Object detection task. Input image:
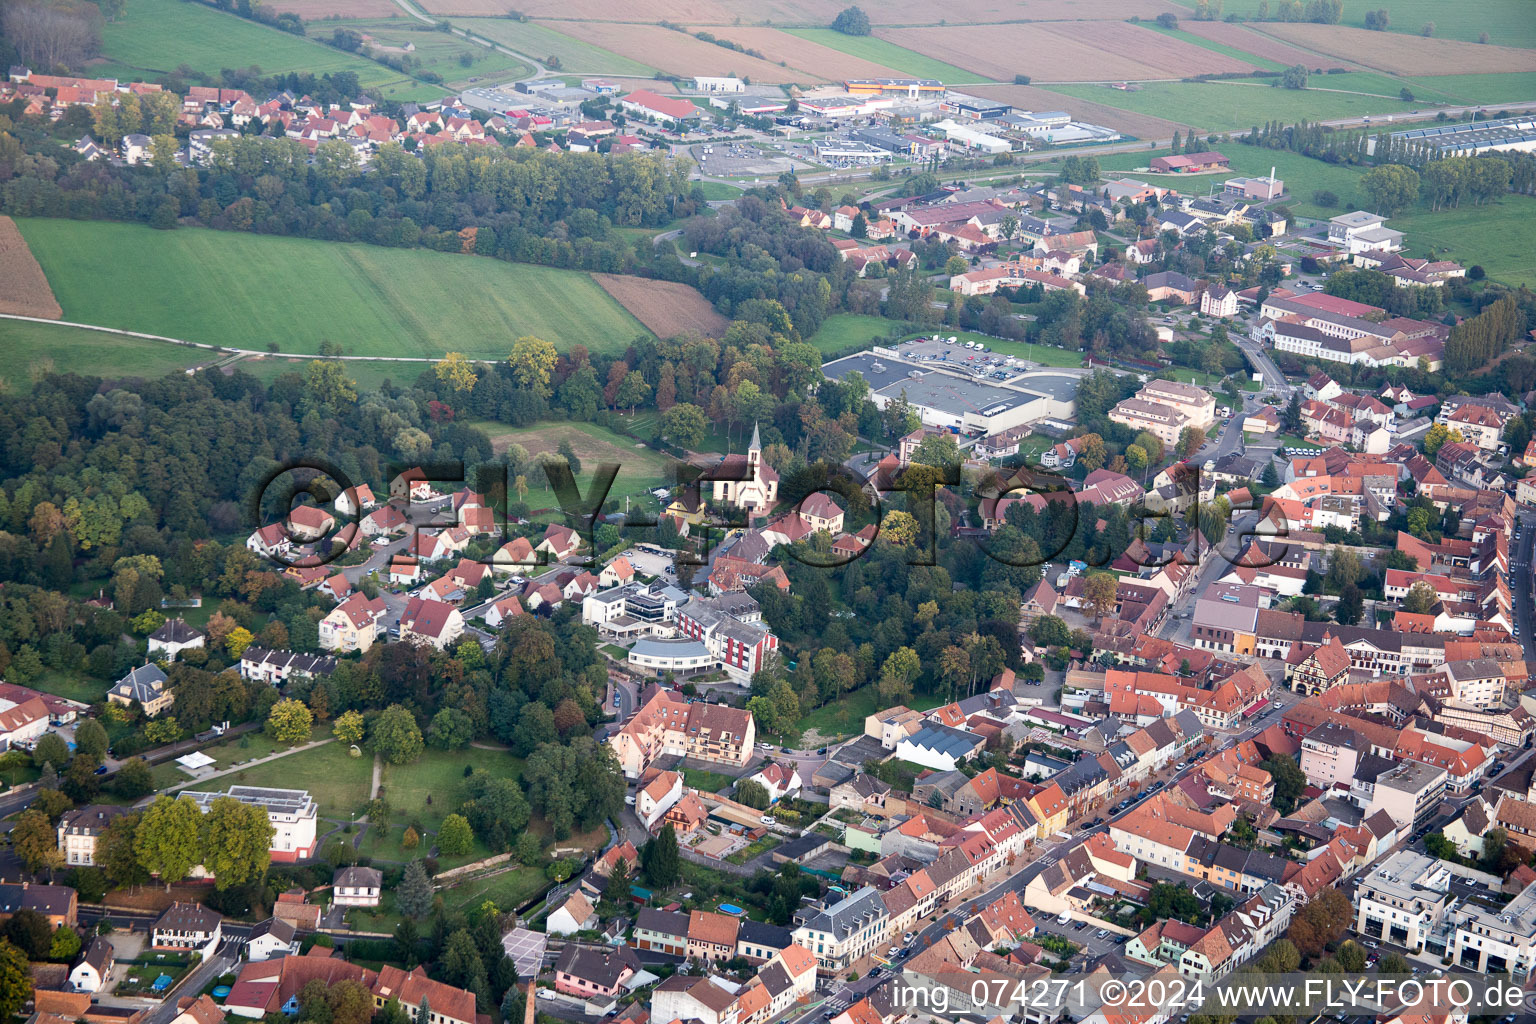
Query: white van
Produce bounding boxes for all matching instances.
[1057,910,1072,925]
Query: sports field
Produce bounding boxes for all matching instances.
[467,419,681,503]
[781,29,996,83]
[456,18,657,75]
[17,219,648,358]
[0,320,212,392]
[1048,79,1422,133]
[100,0,447,101]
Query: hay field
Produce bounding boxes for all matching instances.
[879,22,1256,82]
[685,26,905,80]
[1260,24,1536,76]
[967,82,1191,137]
[592,275,729,339]
[536,21,824,83]
[0,217,61,319]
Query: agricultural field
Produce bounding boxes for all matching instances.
[17,219,648,358]
[1177,20,1346,68]
[0,321,213,393]
[533,22,822,84]
[262,0,399,15]
[968,83,1189,138]
[420,0,1184,24]
[98,0,446,101]
[456,18,657,75]
[685,26,906,81]
[1141,24,1285,71]
[1390,195,1536,287]
[878,21,1255,83]
[1402,72,1536,105]
[1173,0,1536,49]
[326,19,534,85]
[0,217,61,320]
[780,29,991,83]
[1048,79,1422,133]
[591,274,729,339]
[1259,24,1536,76]
[467,419,682,503]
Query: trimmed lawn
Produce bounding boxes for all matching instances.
[380,748,524,835]
[458,19,657,76]
[32,669,109,705]
[219,741,373,818]
[1093,147,1369,220]
[0,321,213,393]
[440,866,548,915]
[1389,195,1536,287]
[229,355,429,394]
[101,0,447,101]
[1050,80,1421,134]
[202,728,331,771]
[17,219,648,358]
[694,182,746,200]
[626,409,734,455]
[809,313,915,355]
[681,769,734,794]
[782,29,994,83]
[778,688,945,745]
[465,418,681,505]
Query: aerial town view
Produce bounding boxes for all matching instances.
[1,1,1536,1024]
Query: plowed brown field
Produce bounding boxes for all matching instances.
[0,216,61,320]
[1260,24,1536,76]
[536,21,823,83]
[1181,21,1355,70]
[880,21,1257,82]
[592,274,729,339]
[686,26,905,80]
[420,0,1179,24]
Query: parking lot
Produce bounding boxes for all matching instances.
[691,142,806,179]
[620,544,675,580]
[885,336,1033,382]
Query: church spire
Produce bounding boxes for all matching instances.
[749,421,761,453]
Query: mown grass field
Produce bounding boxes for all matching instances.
[1390,195,1536,286]
[228,354,430,393]
[1405,72,1536,104]
[100,0,447,101]
[331,19,533,86]
[380,748,523,835]
[809,313,914,355]
[1050,79,1422,133]
[18,219,648,358]
[782,28,994,83]
[1171,0,1536,49]
[219,741,373,818]
[0,320,211,392]
[457,18,657,76]
[466,419,681,503]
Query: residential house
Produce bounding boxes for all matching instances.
[148,619,205,662]
[546,892,599,936]
[245,918,298,962]
[397,597,463,651]
[68,936,114,993]
[318,593,387,653]
[332,866,382,907]
[109,664,173,717]
[552,943,640,1000]
[152,903,223,956]
[57,805,130,867]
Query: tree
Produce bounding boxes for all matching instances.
[397,859,434,919]
[11,811,58,875]
[0,939,30,1020]
[1082,572,1119,622]
[641,824,680,888]
[50,925,81,961]
[1282,391,1303,434]
[507,336,558,400]
[830,5,871,34]
[334,709,365,745]
[1363,7,1389,29]
[1178,425,1206,459]
[372,704,424,765]
[1361,164,1420,216]
[1287,889,1352,957]
[1261,755,1307,813]
[428,708,474,750]
[265,698,314,744]
[201,796,275,890]
[437,814,474,856]
[735,779,770,810]
[660,403,708,449]
[1336,583,1363,625]
[1281,64,1309,89]
[1327,546,1365,591]
[1423,422,1453,457]
[114,758,155,799]
[434,352,479,393]
[1401,580,1437,615]
[32,733,68,772]
[878,647,921,705]
[1336,939,1366,972]
[135,795,205,887]
[73,720,108,765]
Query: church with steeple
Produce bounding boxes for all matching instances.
[708,422,779,514]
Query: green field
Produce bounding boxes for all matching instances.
[1390,194,1536,286]
[694,182,746,200]
[440,866,548,915]
[1051,79,1422,134]
[228,354,429,393]
[1093,146,1369,220]
[219,741,373,818]
[783,28,994,83]
[1405,72,1536,104]
[465,419,682,502]
[458,19,657,76]
[18,219,648,358]
[379,748,523,835]
[1140,23,1284,71]
[331,20,532,87]
[772,688,944,746]
[625,408,733,455]
[1170,0,1536,48]
[809,313,914,354]
[0,320,212,392]
[99,0,447,101]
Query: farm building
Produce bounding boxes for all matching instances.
[1151,151,1229,173]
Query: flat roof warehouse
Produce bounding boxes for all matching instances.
[823,352,1077,434]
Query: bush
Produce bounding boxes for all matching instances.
[1155,12,1178,28]
[1013,74,1031,85]
[1311,189,1338,207]
[1469,265,1486,280]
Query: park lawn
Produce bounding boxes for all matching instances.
[458,19,657,76]
[1050,80,1421,134]
[100,0,445,101]
[782,28,994,83]
[809,313,914,355]
[329,20,532,87]
[380,748,524,835]
[440,866,549,915]
[220,741,373,818]
[626,409,733,455]
[1405,72,1536,105]
[1139,23,1284,71]
[681,768,734,794]
[955,335,1086,368]
[0,320,215,393]
[694,182,746,200]
[1170,0,1536,48]
[464,418,681,505]
[229,355,429,394]
[18,219,648,358]
[31,669,109,705]
[1389,195,1536,286]
[202,727,333,771]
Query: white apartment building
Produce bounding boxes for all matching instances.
[792,886,889,976]
[186,786,318,862]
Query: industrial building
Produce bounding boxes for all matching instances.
[821,351,1076,435]
[1385,115,1536,158]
